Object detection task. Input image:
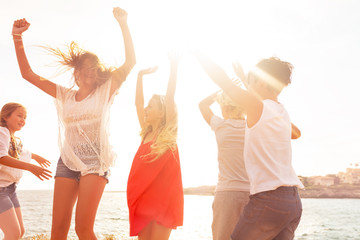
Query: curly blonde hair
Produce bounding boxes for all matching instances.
[216,92,245,120]
[140,95,178,162]
[43,41,113,88]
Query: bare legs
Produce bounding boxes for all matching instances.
[51,175,106,240]
[51,177,78,240]
[138,221,172,240]
[75,175,106,240]
[0,207,24,240]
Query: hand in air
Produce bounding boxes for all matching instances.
[168,50,182,65]
[12,18,30,35]
[232,62,248,88]
[139,66,158,76]
[113,7,128,24]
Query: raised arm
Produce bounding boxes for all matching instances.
[232,62,248,89]
[135,67,158,129]
[198,91,219,126]
[195,52,251,108]
[194,52,262,125]
[110,7,136,94]
[0,155,52,181]
[12,19,57,98]
[165,52,181,125]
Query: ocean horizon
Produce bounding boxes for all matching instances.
[3,190,360,239]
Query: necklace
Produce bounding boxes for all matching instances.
[9,135,22,160]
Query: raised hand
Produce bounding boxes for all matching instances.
[113,7,128,25]
[29,165,52,181]
[168,50,182,65]
[232,62,248,88]
[138,66,158,76]
[12,18,30,35]
[202,90,221,106]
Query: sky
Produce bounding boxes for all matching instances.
[1,0,360,190]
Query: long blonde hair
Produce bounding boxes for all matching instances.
[0,103,25,159]
[43,41,113,88]
[140,95,178,161]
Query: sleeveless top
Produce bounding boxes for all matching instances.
[0,127,32,187]
[127,140,184,236]
[54,79,117,175]
[244,100,304,195]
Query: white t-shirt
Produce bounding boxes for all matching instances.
[211,115,250,192]
[55,79,117,175]
[244,100,304,195]
[0,127,32,187]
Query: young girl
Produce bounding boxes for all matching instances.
[127,53,184,240]
[0,102,52,240]
[12,7,136,239]
[199,91,250,240]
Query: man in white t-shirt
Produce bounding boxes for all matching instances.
[196,54,303,240]
[199,91,250,240]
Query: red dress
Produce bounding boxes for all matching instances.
[127,140,184,236]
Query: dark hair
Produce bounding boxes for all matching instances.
[252,57,293,93]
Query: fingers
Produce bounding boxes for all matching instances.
[40,160,51,168]
[37,168,52,181]
[139,66,158,75]
[146,66,158,73]
[13,18,29,28]
[168,50,182,60]
[113,7,128,19]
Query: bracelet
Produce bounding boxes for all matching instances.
[13,38,23,43]
[12,33,22,37]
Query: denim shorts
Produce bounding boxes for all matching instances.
[231,186,302,240]
[55,158,109,183]
[0,183,20,214]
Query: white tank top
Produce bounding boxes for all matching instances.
[244,100,304,195]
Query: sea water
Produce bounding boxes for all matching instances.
[2,191,360,239]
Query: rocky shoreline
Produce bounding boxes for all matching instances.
[183,185,360,198]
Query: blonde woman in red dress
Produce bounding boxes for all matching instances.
[127,53,184,240]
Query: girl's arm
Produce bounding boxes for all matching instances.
[12,19,57,98]
[31,153,51,168]
[0,155,52,180]
[198,92,219,126]
[135,67,158,129]
[110,7,136,95]
[165,52,181,125]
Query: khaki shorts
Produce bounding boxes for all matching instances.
[212,191,250,240]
